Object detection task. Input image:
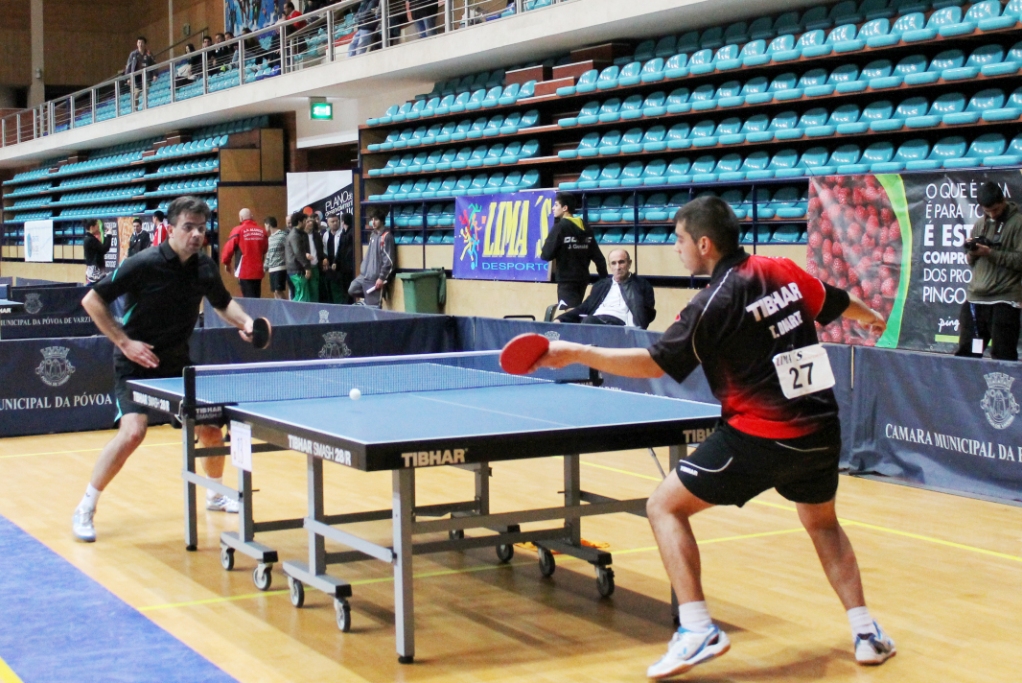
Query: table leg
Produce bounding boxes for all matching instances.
[393,468,415,664]
[563,454,581,546]
[308,454,325,575]
[183,418,198,551]
[239,467,254,543]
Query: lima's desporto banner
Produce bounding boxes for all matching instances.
[453,190,557,281]
[807,171,1022,353]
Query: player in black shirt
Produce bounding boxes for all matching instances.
[540,192,608,308]
[528,197,895,678]
[73,196,257,543]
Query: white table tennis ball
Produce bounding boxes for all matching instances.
[349,388,361,401]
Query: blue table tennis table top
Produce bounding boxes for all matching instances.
[0,298,23,314]
[130,366,720,471]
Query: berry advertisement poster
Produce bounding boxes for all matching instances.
[807,172,1022,353]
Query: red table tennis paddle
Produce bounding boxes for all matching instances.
[251,317,272,350]
[500,333,549,375]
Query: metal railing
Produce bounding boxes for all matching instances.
[1,0,574,150]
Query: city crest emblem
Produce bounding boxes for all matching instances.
[980,372,1019,430]
[23,293,43,315]
[542,331,560,341]
[319,331,352,359]
[319,310,330,324]
[36,346,75,387]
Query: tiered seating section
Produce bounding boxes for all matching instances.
[2,116,269,259]
[360,0,1022,252]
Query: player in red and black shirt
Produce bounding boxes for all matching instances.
[529,197,895,679]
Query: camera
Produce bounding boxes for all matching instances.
[965,235,991,253]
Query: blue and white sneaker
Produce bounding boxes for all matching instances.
[647,625,730,679]
[854,621,896,665]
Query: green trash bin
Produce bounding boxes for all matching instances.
[398,269,444,314]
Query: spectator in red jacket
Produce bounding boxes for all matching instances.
[151,210,171,247]
[221,208,269,298]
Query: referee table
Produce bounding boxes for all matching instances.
[128,351,720,663]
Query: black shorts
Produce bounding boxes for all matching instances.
[677,421,841,507]
[113,352,188,424]
[269,270,288,292]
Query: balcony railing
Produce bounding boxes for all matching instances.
[1,0,573,149]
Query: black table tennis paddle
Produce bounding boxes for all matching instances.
[251,317,272,350]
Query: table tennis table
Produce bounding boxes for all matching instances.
[128,351,720,663]
[0,299,25,340]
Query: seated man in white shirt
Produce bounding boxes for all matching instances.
[556,249,656,329]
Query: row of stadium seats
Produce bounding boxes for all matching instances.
[367,82,538,126]
[369,170,541,201]
[3,168,54,185]
[57,152,144,175]
[193,116,269,139]
[369,141,541,176]
[580,188,808,222]
[368,111,540,151]
[5,182,52,197]
[58,202,147,218]
[50,187,141,206]
[155,136,229,157]
[145,177,219,197]
[59,169,146,189]
[149,158,220,177]
[155,197,218,212]
[557,132,1021,189]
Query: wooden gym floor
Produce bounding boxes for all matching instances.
[0,425,1018,682]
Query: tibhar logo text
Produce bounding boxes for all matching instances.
[402,449,467,468]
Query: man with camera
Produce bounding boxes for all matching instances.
[956,182,1022,361]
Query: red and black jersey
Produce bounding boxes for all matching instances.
[650,248,849,439]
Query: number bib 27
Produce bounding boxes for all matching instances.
[772,344,836,400]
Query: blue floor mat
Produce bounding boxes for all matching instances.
[0,515,236,683]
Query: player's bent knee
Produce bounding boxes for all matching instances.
[119,414,148,446]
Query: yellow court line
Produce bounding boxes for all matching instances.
[0,656,24,683]
[139,561,530,612]
[0,442,180,459]
[584,462,1022,564]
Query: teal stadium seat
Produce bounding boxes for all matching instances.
[688,49,715,75]
[689,119,718,147]
[945,89,1005,124]
[982,134,1022,166]
[666,88,691,114]
[945,44,1003,81]
[619,161,646,187]
[716,117,745,145]
[982,86,1022,121]
[766,35,799,63]
[943,133,1005,168]
[906,136,967,170]
[904,6,960,41]
[871,139,930,172]
[618,128,645,154]
[641,58,665,83]
[620,95,644,120]
[740,40,768,67]
[595,66,621,90]
[642,91,667,117]
[465,118,488,140]
[742,77,772,105]
[743,114,773,143]
[664,53,689,79]
[872,97,928,131]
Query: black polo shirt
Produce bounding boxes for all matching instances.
[92,241,232,360]
[649,248,849,440]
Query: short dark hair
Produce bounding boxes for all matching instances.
[674,196,740,256]
[167,196,211,227]
[153,210,165,221]
[341,212,354,228]
[290,211,305,228]
[224,31,234,38]
[264,216,278,228]
[202,35,212,44]
[554,192,577,214]
[367,206,389,222]
[84,218,98,229]
[215,32,225,40]
[137,36,147,43]
[978,181,1005,208]
[185,42,195,51]
[132,218,142,225]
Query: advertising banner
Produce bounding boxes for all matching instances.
[24,220,54,262]
[848,346,1022,502]
[0,286,97,339]
[453,190,557,281]
[287,171,354,220]
[0,336,117,437]
[808,171,1022,352]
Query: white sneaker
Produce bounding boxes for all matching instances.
[72,507,96,543]
[206,493,239,513]
[855,621,896,665]
[647,625,730,679]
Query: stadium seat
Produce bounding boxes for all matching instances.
[794,147,831,177]
[906,92,964,127]
[862,59,896,88]
[742,114,773,142]
[642,193,670,220]
[654,35,678,58]
[559,101,599,127]
[482,116,505,137]
[689,119,718,147]
[771,186,808,218]
[642,91,668,117]
[689,84,717,110]
[841,141,893,173]
[596,164,623,188]
[640,58,666,83]
[748,15,775,40]
[619,161,646,187]
[739,40,769,67]
[663,53,690,79]
[500,112,523,135]
[519,110,540,128]
[943,133,1005,168]
[640,125,669,152]
[872,97,928,131]
[450,147,473,170]
[906,135,967,170]
[619,95,644,120]
[595,65,622,90]
[714,44,743,71]
[497,83,522,106]
[736,151,771,179]
[982,134,1022,166]
[407,151,429,173]
[558,69,597,96]
[798,30,832,59]
[770,72,802,100]
[773,10,804,35]
[597,98,623,123]
[904,5,959,41]
[517,139,540,161]
[642,160,668,186]
[945,89,1005,124]
[982,86,1022,121]
[617,61,643,87]
[715,81,745,108]
[597,130,625,155]
[666,122,690,149]
[803,5,834,31]
[617,128,645,155]
[944,44,1003,80]
[767,110,800,139]
[846,98,895,132]
[435,149,459,172]
[559,165,599,190]
[981,41,1022,76]
[559,132,599,159]
[632,40,657,63]
[766,34,800,63]
[482,144,505,167]
[871,138,930,172]
[828,23,864,52]
[435,122,457,144]
[809,104,858,137]
[665,88,691,113]
[450,120,473,142]
[688,49,715,75]
[690,155,720,183]
[599,195,626,222]
[466,145,489,168]
[741,76,772,104]
[700,26,725,49]
[665,157,694,184]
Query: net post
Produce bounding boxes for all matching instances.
[183,365,196,419]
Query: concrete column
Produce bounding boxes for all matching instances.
[28,0,44,107]
[168,0,175,58]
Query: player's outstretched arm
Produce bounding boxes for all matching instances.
[213,299,255,342]
[531,341,665,379]
[82,289,159,368]
[842,294,886,335]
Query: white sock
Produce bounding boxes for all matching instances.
[78,484,102,512]
[206,477,222,498]
[848,606,877,638]
[677,601,713,633]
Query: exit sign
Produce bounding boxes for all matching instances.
[310,101,333,120]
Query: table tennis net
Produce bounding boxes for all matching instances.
[191,354,589,405]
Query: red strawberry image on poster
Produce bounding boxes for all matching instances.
[806,175,903,346]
